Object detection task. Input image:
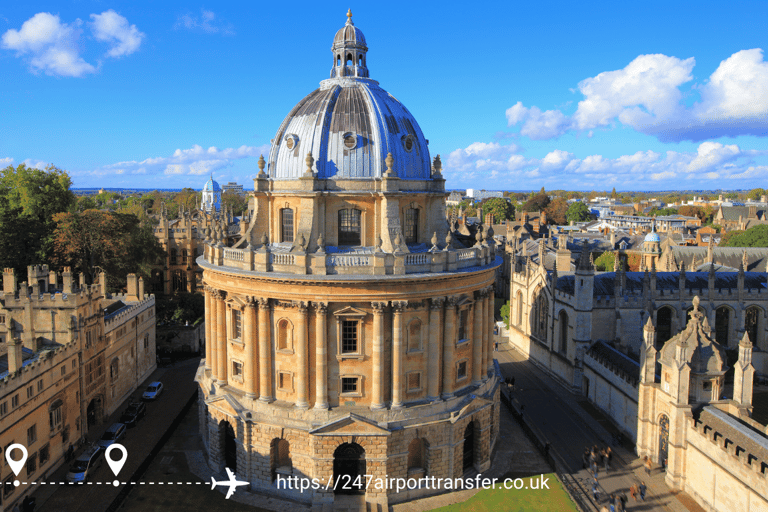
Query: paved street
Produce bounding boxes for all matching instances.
[496,343,705,512]
[35,358,200,512]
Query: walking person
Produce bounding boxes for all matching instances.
[639,481,647,501]
[592,477,600,501]
[605,446,612,471]
[582,447,590,469]
[645,456,653,476]
[629,484,637,501]
[494,340,499,351]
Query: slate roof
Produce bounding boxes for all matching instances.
[586,341,640,384]
[556,271,767,296]
[719,206,768,221]
[668,246,768,272]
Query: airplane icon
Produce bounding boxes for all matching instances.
[210,467,249,499]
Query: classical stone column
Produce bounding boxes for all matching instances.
[216,292,227,385]
[427,298,445,400]
[295,301,309,409]
[485,287,495,377]
[472,291,484,385]
[391,301,408,408]
[244,299,257,399]
[257,298,274,402]
[371,302,387,410]
[314,302,329,410]
[204,286,212,371]
[442,296,459,399]
[209,290,219,380]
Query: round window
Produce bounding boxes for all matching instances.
[405,137,413,151]
[286,138,294,149]
[284,134,298,150]
[343,132,357,149]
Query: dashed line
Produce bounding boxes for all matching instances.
[18,480,207,485]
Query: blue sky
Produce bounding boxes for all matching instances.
[1,1,767,192]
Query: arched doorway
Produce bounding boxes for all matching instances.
[715,307,730,346]
[745,306,761,346]
[658,414,669,467]
[656,307,673,349]
[86,397,101,427]
[333,443,365,495]
[222,421,237,471]
[463,422,475,471]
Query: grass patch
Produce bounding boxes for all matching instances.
[433,473,578,512]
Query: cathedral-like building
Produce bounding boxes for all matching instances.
[195,12,501,509]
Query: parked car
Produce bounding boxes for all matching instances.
[66,445,104,483]
[97,423,127,449]
[142,381,164,401]
[119,402,147,427]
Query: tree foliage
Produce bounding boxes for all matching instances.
[544,198,568,225]
[610,187,618,200]
[0,164,76,273]
[720,225,768,247]
[746,188,765,201]
[221,191,248,214]
[566,201,591,223]
[594,251,615,271]
[522,192,550,212]
[156,292,205,325]
[480,197,515,222]
[500,301,510,329]
[51,209,165,289]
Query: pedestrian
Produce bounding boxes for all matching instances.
[620,493,627,511]
[605,446,612,471]
[629,484,637,501]
[592,477,600,501]
[494,340,499,351]
[608,494,615,512]
[639,481,647,501]
[582,447,590,469]
[613,493,622,512]
[510,376,515,390]
[592,461,599,479]
[645,456,653,476]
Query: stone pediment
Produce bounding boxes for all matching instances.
[451,395,493,423]
[225,295,247,308]
[310,414,391,436]
[207,393,243,420]
[333,306,368,318]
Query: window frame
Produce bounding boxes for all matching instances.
[404,207,419,245]
[456,359,468,382]
[231,360,244,382]
[339,375,363,398]
[280,208,294,243]
[406,371,423,393]
[334,307,367,360]
[337,208,362,246]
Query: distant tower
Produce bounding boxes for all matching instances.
[641,221,661,271]
[201,175,221,213]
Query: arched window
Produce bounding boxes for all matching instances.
[49,399,64,433]
[358,54,363,66]
[338,209,361,246]
[281,208,294,243]
[172,270,186,292]
[516,291,523,326]
[346,53,352,65]
[336,54,341,66]
[277,319,292,350]
[656,306,674,349]
[745,306,762,348]
[404,208,419,245]
[271,438,292,480]
[110,358,119,381]
[558,310,568,354]
[407,438,428,476]
[533,293,548,340]
[715,307,730,346]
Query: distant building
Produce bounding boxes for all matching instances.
[466,189,503,200]
[222,182,245,195]
[0,267,155,510]
[201,176,222,213]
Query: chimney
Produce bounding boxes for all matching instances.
[477,207,483,225]
[7,336,23,373]
[3,268,16,295]
[62,267,74,293]
[749,205,757,219]
[126,274,139,302]
[138,276,145,299]
[99,272,107,297]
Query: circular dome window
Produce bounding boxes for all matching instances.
[402,134,415,152]
[284,134,299,150]
[343,132,357,149]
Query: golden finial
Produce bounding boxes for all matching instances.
[347,9,353,20]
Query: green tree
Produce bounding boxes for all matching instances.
[746,188,765,201]
[500,301,510,329]
[544,197,568,225]
[156,292,205,325]
[0,164,76,273]
[566,201,591,223]
[720,225,768,247]
[610,187,618,200]
[221,191,248,214]
[480,197,515,222]
[51,209,165,289]
[594,251,616,271]
[522,193,550,212]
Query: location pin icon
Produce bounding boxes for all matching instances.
[6,444,28,482]
[105,444,128,486]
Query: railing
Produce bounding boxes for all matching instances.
[404,253,430,265]
[223,249,244,262]
[457,248,476,261]
[327,255,371,267]
[270,253,295,266]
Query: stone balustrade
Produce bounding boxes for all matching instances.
[204,242,494,276]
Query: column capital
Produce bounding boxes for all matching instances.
[446,295,461,308]
[391,300,408,313]
[406,300,423,310]
[292,300,308,314]
[430,297,446,310]
[245,296,258,308]
[257,297,271,309]
[371,301,388,314]
[314,301,329,315]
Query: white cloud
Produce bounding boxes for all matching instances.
[90,10,144,58]
[687,142,741,172]
[1,12,95,77]
[2,11,143,77]
[91,144,270,178]
[540,149,573,170]
[506,49,768,142]
[175,9,234,35]
[0,158,13,167]
[22,159,48,169]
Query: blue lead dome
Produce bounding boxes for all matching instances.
[266,11,431,181]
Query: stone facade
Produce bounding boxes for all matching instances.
[196,12,501,510]
[0,267,156,511]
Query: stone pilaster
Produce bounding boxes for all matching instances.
[485,287,494,376]
[442,296,459,399]
[427,298,444,400]
[244,298,257,399]
[209,289,219,381]
[472,290,484,385]
[216,291,227,385]
[314,302,329,410]
[257,298,274,403]
[371,302,388,409]
[391,301,407,409]
[205,286,213,371]
[295,301,309,408]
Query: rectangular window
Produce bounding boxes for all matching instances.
[4,474,14,498]
[281,208,294,243]
[457,361,467,380]
[61,366,66,376]
[72,360,76,369]
[232,361,243,378]
[170,248,178,265]
[407,372,421,391]
[144,335,149,349]
[341,377,358,394]
[27,424,36,446]
[39,444,50,465]
[232,310,242,339]
[338,209,361,246]
[37,379,43,392]
[341,320,358,353]
[278,372,292,391]
[181,249,188,264]
[458,309,469,341]
[404,208,419,245]
[26,452,36,477]
[11,394,18,408]
[26,385,34,399]
[0,402,6,416]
